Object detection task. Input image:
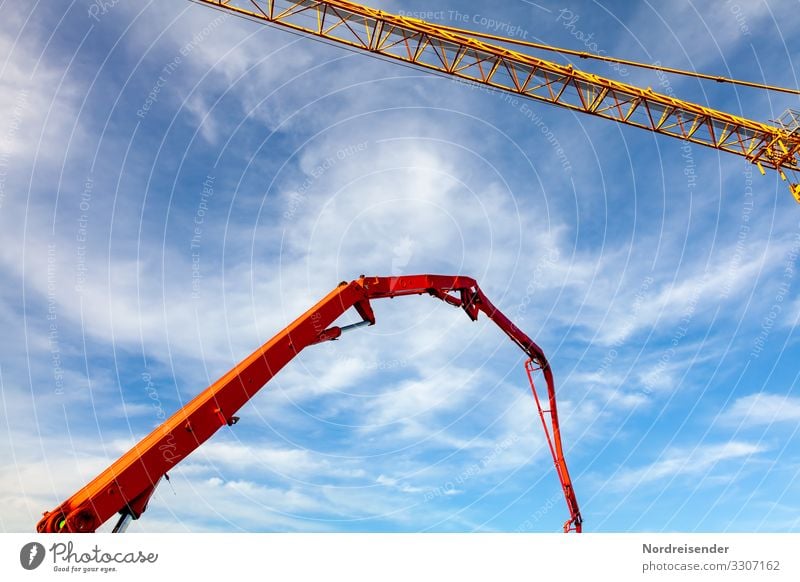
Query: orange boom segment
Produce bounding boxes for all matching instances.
[38,275,582,534]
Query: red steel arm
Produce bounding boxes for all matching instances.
[363,275,582,532]
[37,275,581,533]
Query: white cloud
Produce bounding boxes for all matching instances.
[365,368,484,426]
[375,474,425,494]
[132,473,334,532]
[610,441,766,491]
[189,440,368,481]
[0,27,86,165]
[0,427,135,532]
[785,298,800,329]
[720,393,800,427]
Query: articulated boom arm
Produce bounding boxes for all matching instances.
[37,275,582,534]
[196,0,800,201]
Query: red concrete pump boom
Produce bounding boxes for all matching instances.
[37,274,582,533]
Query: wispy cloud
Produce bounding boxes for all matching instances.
[719,393,800,427]
[610,441,766,491]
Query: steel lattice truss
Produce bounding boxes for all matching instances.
[198,0,800,199]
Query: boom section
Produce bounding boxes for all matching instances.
[37,275,581,533]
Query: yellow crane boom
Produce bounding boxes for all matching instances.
[195,0,800,201]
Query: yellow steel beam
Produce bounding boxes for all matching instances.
[195,0,800,199]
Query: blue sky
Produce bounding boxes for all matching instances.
[1,0,799,533]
